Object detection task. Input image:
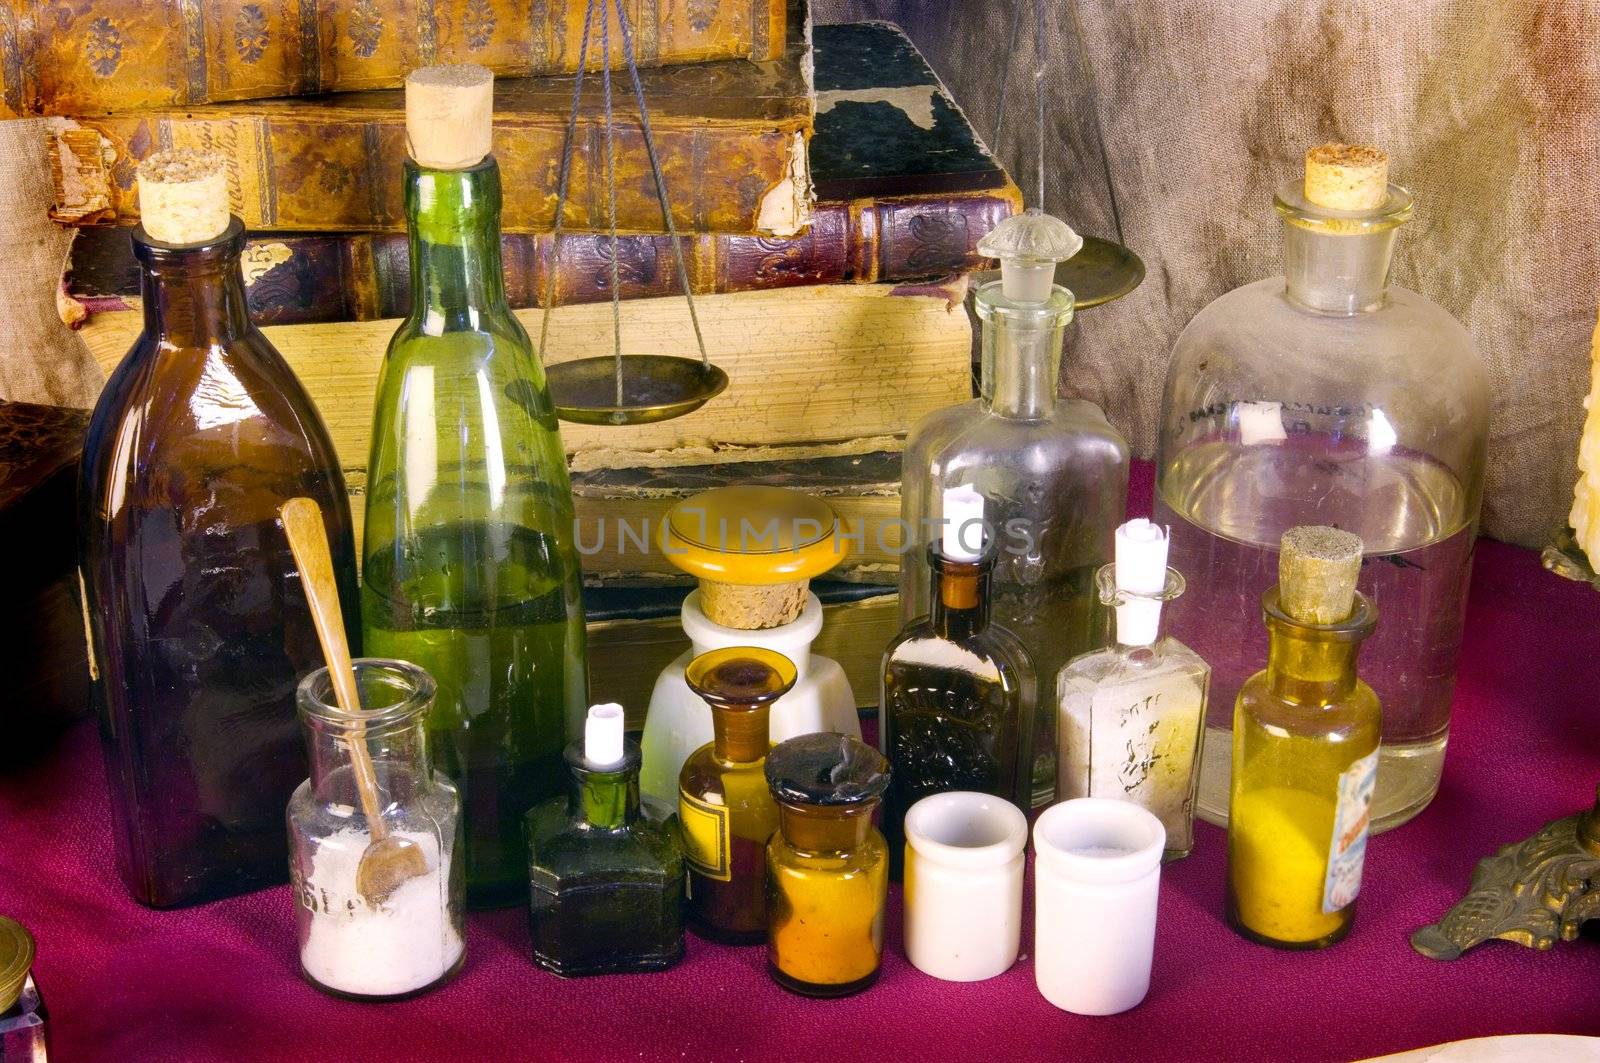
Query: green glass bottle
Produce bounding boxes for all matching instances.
[526,704,685,976]
[362,69,588,908]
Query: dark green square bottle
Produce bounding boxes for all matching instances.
[526,704,685,976]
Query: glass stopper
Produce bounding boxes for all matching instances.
[977,208,1084,302]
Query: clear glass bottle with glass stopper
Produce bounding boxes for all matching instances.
[360,67,588,908]
[881,485,1035,870]
[641,486,859,809]
[1228,526,1381,950]
[526,703,685,976]
[900,209,1129,809]
[1057,519,1209,859]
[1156,144,1488,833]
[678,647,797,943]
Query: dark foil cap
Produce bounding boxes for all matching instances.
[765,732,889,807]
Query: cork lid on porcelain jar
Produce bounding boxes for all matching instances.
[660,486,849,629]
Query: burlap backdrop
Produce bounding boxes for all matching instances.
[819,0,1600,548]
[0,118,102,408]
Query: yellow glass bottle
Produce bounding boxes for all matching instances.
[1227,526,1381,949]
[764,733,890,997]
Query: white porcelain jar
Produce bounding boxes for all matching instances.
[639,591,858,808]
[902,791,1028,981]
[1032,797,1165,1015]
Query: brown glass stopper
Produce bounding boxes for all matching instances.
[1279,525,1364,624]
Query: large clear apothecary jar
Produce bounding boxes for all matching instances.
[1154,179,1489,832]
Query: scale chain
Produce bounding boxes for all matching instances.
[536,0,713,405]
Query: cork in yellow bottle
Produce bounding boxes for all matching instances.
[1227,526,1381,949]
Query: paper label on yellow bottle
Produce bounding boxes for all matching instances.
[679,791,732,882]
[1322,748,1377,913]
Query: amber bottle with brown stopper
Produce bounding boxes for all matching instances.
[765,733,890,997]
[678,647,796,943]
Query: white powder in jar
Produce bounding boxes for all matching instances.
[299,827,463,997]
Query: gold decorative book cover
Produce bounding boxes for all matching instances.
[0,0,785,117]
[47,2,812,236]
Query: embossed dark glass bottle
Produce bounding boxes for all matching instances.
[362,152,588,908]
[880,523,1034,870]
[79,215,358,907]
[899,211,1128,808]
[527,704,685,976]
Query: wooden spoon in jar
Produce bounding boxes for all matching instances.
[280,496,428,907]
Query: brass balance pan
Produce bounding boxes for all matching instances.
[546,355,730,426]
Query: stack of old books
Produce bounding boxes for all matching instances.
[42,2,1020,713]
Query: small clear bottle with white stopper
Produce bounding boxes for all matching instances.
[880,485,1036,872]
[525,703,685,976]
[899,209,1129,810]
[1056,519,1209,859]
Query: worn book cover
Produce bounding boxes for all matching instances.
[65,23,1017,325]
[1,0,786,118]
[48,0,812,236]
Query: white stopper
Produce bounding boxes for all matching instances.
[1114,519,1169,647]
[136,150,230,245]
[405,64,494,170]
[941,484,987,562]
[976,208,1084,303]
[584,703,626,767]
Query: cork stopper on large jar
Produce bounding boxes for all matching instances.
[662,486,849,630]
[136,150,230,245]
[1278,525,1364,625]
[405,64,494,170]
[1304,143,1389,211]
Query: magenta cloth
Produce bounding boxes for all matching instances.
[6,464,1600,1061]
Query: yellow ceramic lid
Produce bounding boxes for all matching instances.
[0,917,34,1013]
[660,486,848,585]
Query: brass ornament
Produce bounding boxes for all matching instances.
[1411,789,1600,960]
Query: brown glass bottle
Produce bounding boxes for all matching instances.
[880,544,1034,874]
[765,733,890,997]
[678,647,796,944]
[79,217,359,908]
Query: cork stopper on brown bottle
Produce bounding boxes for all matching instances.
[405,64,493,170]
[136,150,230,245]
[1304,143,1389,211]
[1278,525,1364,624]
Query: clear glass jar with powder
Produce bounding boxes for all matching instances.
[288,659,465,1000]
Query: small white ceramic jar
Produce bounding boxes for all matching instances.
[902,791,1028,981]
[1032,797,1165,1015]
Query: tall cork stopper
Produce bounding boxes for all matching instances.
[1279,525,1364,625]
[136,150,230,245]
[1304,143,1389,211]
[406,64,493,170]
